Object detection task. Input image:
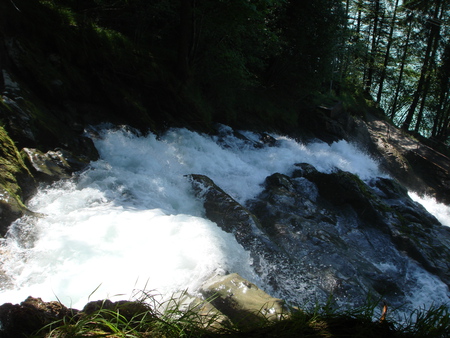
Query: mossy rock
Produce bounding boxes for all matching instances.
[0,126,35,233]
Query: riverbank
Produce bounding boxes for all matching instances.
[1,274,448,337]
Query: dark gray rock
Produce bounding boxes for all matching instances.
[187,173,329,304]
[188,165,450,310]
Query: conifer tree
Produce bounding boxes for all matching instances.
[401,0,447,131]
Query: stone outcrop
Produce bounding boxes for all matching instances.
[21,147,96,184]
[0,50,99,230]
[187,173,318,304]
[188,162,450,310]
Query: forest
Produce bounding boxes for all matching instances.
[2,0,450,146]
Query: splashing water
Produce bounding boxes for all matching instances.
[0,126,447,311]
[409,192,450,227]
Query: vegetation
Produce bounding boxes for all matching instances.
[28,292,450,338]
[2,1,449,146]
[0,125,35,231]
[342,0,450,144]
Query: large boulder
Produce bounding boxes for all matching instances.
[188,165,450,310]
[187,174,268,245]
[354,112,450,204]
[187,173,325,304]
[249,164,450,306]
[0,124,97,233]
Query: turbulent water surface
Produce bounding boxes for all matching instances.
[0,125,449,310]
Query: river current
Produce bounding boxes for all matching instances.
[0,125,449,311]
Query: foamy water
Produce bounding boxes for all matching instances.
[409,192,450,227]
[0,126,448,311]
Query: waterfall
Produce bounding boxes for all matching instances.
[409,192,450,228]
[0,125,448,311]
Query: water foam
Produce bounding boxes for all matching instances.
[409,192,450,227]
[0,180,254,309]
[0,126,442,311]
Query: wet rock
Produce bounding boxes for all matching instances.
[187,174,323,303]
[200,273,288,330]
[82,299,151,322]
[170,292,233,332]
[247,171,397,305]
[214,125,279,150]
[251,166,450,306]
[404,149,450,204]
[187,174,269,246]
[0,187,33,235]
[189,164,450,310]
[358,111,450,205]
[21,146,94,183]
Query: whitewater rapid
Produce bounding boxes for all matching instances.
[0,125,448,310]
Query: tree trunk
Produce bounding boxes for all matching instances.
[356,1,362,34]
[414,30,440,133]
[402,0,442,131]
[432,93,449,137]
[376,0,399,105]
[390,14,413,120]
[365,0,380,94]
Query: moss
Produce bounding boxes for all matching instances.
[0,126,36,231]
[0,126,33,189]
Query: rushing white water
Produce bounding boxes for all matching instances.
[0,125,448,311]
[409,192,450,227]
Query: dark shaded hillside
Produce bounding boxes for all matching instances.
[0,0,199,141]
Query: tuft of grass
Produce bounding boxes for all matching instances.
[32,290,228,338]
[29,291,450,338]
[398,304,450,337]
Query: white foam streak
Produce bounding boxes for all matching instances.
[409,192,450,227]
[1,199,252,309]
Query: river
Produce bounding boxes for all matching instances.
[0,125,448,312]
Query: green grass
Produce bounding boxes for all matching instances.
[27,291,450,338]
